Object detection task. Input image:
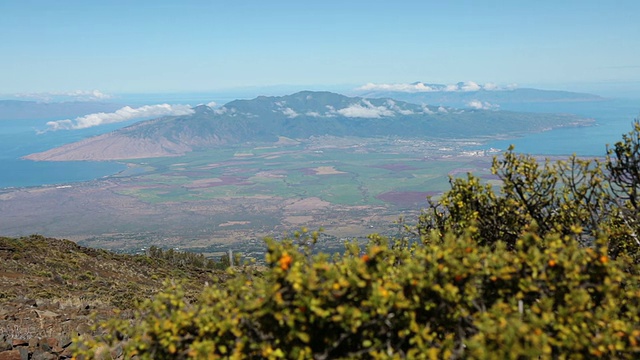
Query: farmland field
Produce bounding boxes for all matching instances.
[0,136,499,260]
[114,138,495,208]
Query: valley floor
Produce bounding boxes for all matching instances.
[1,137,499,258]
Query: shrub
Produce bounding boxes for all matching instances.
[419,120,640,262]
[76,228,640,359]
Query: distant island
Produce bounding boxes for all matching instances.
[354,81,605,108]
[24,90,593,161]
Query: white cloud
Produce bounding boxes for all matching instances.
[357,81,516,93]
[45,104,194,131]
[467,100,484,109]
[483,82,499,90]
[421,105,435,114]
[385,99,414,115]
[214,107,228,115]
[467,100,499,110]
[281,107,299,118]
[438,106,448,113]
[358,82,438,93]
[322,105,338,117]
[413,83,437,92]
[459,81,481,92]
[305,111,322,117]
[15,89,113,102]
[206,101,217,108]
[444,84,459,92]
[273,100,298,118]
[337,100,395,118]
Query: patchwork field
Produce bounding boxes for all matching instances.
[115,139,495,208]
[0,136,498,260]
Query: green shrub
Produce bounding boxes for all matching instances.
[76,228,640,359]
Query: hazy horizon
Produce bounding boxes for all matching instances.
[3,81,639,108]
[1,1,639,98]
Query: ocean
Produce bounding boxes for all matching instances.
[0,98,638,189]
[0,119,132,189]
[486,99,640,156]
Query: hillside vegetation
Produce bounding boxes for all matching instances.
[0,234,244,353]
[70,121,640,359]
[0,235,234,308]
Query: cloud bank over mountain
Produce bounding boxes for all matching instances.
[335,99,396,118]
[466,100,499,110]
[25,91,593,162]
[13,90,113,102]
[45,104,195,131]
[357,81,518,93]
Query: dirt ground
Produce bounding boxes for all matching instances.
[0,177,419,252]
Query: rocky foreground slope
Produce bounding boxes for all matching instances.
[0,235,231,359]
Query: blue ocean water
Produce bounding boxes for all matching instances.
[0,93,231,189]
[0,119,132,189]
[485,99,640,156]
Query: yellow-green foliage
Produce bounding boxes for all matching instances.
[77,229,640,359]
[420,130,640,262]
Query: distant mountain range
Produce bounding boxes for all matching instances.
[354,82,605,108]
[24,91,593,161]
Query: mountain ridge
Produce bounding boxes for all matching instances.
[24,90,593,161]
[0,234,233,357]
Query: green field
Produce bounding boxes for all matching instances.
[114,141,496,208]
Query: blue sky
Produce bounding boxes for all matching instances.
[1,0,639,96]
